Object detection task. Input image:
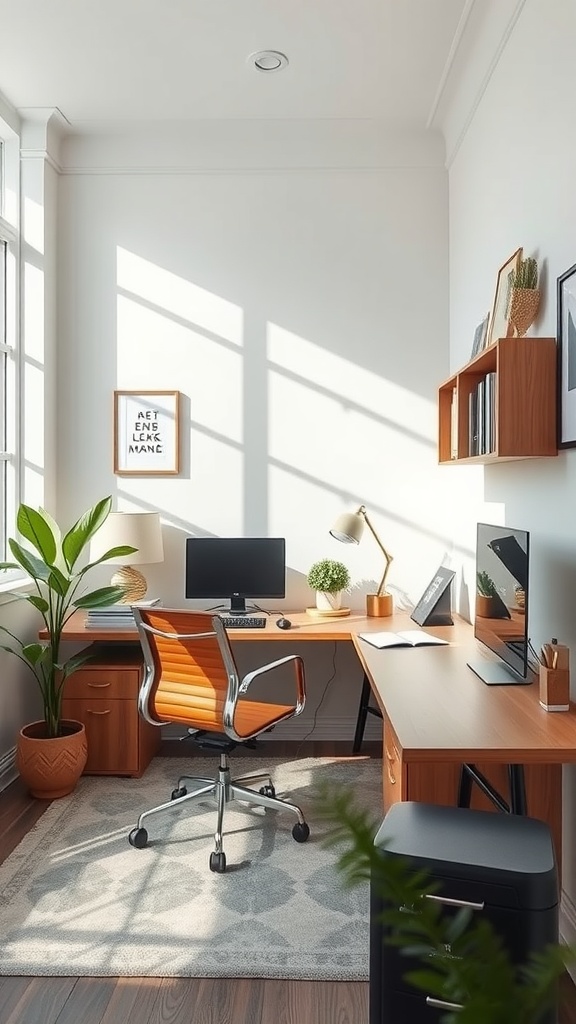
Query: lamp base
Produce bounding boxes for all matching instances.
[366,593,393,617]
[111,566,148,604]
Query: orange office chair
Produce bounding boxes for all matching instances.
[128,607,309,872]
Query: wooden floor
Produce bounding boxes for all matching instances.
[1,742,575,1024]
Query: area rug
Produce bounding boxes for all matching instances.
[0,756,382,979]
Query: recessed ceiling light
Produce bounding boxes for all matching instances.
[248,50,289,73]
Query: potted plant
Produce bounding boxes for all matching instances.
[507,256,540,337]
[476,570,501,619]
[0,496,136,798]
[307,558,351,612]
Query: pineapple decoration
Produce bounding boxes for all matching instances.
[507,256,540,337]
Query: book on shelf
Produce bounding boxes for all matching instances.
[358,630,448,650]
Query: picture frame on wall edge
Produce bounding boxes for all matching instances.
[486,247,523,348]
[557,262,576,449]
[114,390,181,475]
[470,312,490,360]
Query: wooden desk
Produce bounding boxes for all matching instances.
[49,610,575,871]
[353,632,576,875]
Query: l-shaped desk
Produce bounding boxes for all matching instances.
[53,609,576,875]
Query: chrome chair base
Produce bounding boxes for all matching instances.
[128,753,310,872]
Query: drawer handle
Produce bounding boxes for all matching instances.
[87,709,111,716]
[426,997,464,1011]
[87,682,111,689]
[425,893,485,911]
[385,746,396,785]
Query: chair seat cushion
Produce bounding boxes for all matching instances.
[153,688,295,739]
[234,699,296,739]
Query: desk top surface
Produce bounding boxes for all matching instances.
[353,633,576,763]
[53,608,438,642]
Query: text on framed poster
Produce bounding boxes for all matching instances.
[114,390,180,475]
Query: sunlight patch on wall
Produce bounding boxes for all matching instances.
[23,195,44,254]
[116,248,243,346]
[23,262,44,363]
[266,322,475,603]
[117,295,243,443]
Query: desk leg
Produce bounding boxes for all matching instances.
[458,762,524,815]
[508,764,527,815]
[353,673,383,754]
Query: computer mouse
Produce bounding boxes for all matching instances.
[276,617,292,630]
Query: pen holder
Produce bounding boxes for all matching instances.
[539,666,570,712]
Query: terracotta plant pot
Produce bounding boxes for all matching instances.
[16,719,88,799]
[475,594,501,619]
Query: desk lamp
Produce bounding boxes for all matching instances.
[330,505,393,617]
[89,511,164,603]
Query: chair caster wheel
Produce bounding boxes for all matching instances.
[292,822,310,843]
[171,786,187,800]
[259,784,276,798]
[128,826,148,849]
[210,851,227,873]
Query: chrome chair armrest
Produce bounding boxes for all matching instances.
[239,655,306,710]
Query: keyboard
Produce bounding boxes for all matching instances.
[221,616,267,629]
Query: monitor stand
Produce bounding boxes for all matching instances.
[228,597,248,615]
[467,656,533,686]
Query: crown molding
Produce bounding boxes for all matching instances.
[426,0,478,130]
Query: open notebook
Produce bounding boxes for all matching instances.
[358,629,448,650]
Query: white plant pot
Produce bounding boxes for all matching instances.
[316,591,342,611]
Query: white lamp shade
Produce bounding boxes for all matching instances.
[89,511,164,565]
[330,511,364,545]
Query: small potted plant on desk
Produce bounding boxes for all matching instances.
[307,558,351,616]
[0,496,135,799]
[476,570,501,619]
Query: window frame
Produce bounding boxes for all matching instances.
[0,138,23,591]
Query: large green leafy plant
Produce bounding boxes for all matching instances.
[319,787,571,1024]
[0,496,136,737]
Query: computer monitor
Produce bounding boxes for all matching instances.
[185,537,286,614]
[467,522,531,685]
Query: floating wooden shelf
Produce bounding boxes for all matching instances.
[438,337,558,464]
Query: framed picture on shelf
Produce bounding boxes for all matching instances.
[557,262,576,449]
[114,390,181,475]
[486,247,523,348]
[470,312,490,360]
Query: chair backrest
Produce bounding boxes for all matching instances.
[133,608,239,734]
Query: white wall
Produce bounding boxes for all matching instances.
[441,0,576,938]
[47,122,455,740]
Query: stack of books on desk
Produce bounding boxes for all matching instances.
[85,598,161,629]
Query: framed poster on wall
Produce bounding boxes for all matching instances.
[114,390,180,475]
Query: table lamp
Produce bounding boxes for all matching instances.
[330,505,394,617]
[89,511,164,603]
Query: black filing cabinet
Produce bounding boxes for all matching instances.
[370,802,559,1024]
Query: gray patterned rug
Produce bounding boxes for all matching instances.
[0,755,381,979]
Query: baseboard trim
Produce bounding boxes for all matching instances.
[0,746,18,793]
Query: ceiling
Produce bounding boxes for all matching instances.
[0,0,468,128]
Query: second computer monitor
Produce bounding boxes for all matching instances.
[185,537,286,614]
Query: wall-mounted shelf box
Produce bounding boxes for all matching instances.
[438,337,558,465]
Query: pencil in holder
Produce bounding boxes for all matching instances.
[539,665,570,712]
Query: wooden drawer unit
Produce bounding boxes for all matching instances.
[383,720,404,810]
[61,645,160,777]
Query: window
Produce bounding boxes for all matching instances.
[0,138,20,579]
